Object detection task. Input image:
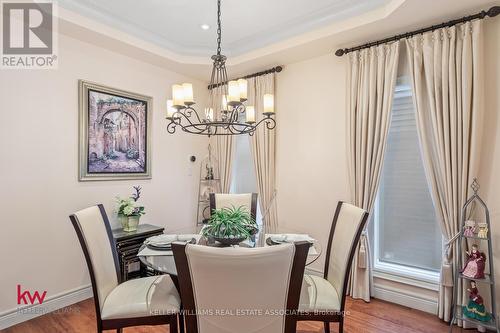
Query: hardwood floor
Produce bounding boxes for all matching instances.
[3,297,452,333]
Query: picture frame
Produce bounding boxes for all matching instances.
[78,80,152,181]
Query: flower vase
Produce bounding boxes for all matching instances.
[124,215,140,232]
[118,213,128,229]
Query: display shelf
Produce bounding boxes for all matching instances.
[463,235,489,241]
[196,145,221,225]
[458,273,492,285]
[449,179,498,333]
[455,307,497,331]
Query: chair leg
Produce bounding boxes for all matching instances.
[178,311,185,333]
[324,321,330,333]
[116,329,123,333]
[170,315,178,333]
[339,317,344,333]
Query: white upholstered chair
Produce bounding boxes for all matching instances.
[172,242,309,333]
[69,204,180,333]
[297,201,369,333]
[209,193,258,219]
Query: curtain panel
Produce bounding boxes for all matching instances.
[209,89,235,193]
[247,74,279,229]
[347,42,400,301]
[405,20,484,322]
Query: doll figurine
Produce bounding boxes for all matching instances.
[463,220,477,237]
[477,223,488,239]
[461,244,486,279]
[463,281,492,322]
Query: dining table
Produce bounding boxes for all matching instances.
[137,225,322,333]
[137,224,322,278]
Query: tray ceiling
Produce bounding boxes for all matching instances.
[58,0,390,57]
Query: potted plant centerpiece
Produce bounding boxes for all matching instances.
[116,186,145,232]
[202,205,258,246]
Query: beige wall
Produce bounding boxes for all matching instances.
[276,18,500,309]
[276,53,349,272]
[480,17,500,308]
[0,34,208,315]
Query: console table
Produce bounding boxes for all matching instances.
[112,223,164,281]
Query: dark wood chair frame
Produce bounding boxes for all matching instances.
[209,192,258,221]
[296,201,369,333]
[172,241,310,333]
[69,204,179,333]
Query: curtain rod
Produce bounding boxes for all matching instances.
[208,65,282,90]
[335,6,500,57]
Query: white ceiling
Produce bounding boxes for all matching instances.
[57,0,499,80]
[58,0,390,57]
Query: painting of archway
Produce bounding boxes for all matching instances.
[79,81,152,181]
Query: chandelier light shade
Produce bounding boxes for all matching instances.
[165,0,276,136]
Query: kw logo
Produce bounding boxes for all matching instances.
[17,284,47,305]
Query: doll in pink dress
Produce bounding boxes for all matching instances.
[461,244,486,279]
[463,220,476,237]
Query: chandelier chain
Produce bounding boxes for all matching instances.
[216,0,222,55]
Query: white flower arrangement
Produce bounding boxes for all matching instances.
[116,186,146,217]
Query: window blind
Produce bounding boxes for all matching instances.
[376,84,441,272]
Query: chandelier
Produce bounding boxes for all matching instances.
[165,0,276,136]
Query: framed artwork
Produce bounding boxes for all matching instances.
[79,80,152,181]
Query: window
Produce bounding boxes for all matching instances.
[230,135,257,194]
[230,131,262,224]
[373,80,441,279]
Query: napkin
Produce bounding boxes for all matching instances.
[265,233,318,256]
[144,234,202,247]
[267,233,315,243]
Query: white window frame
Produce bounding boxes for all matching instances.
[373,195,440,289]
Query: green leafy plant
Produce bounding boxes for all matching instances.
[202,205,257,239]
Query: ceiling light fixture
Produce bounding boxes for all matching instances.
[166,0,276,136]
[200,24,210,30]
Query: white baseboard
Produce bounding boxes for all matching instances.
[373,284,438,314]
[0,284,92,330]
[304,267,438,315]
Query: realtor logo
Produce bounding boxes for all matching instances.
[17,284,47,305]
[1,0,58,69]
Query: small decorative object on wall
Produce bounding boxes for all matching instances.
[79,80,152,181]
[463,220,477,237]
[463,281,492,322]
[461,244,486,279]
[116,186,146,232]
[477,222,489,239]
